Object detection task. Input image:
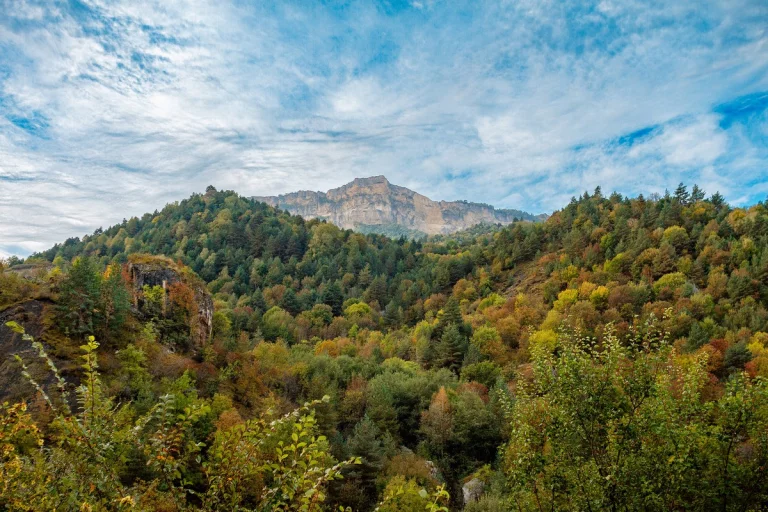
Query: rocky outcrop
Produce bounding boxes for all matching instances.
[462,477,485,504]
[254,176,543,236]
[127,256,213,349]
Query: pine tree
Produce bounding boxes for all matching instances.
[58,256,103,338]
[383,300,402,328]
[322,281,344,316]
[674,182,690,205]
[345,416,390,511]
[100,263,130,343]
[436,324,465,372]
[365,276,388,309]
[441,296,462,327]
[280,288,301,315]
[358,264,372,288]
[691,184,706,203]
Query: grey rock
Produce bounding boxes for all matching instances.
[254,176,544,236]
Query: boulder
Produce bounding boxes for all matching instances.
[462,477,485,504]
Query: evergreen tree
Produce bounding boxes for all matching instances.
[100,263,131,343]
[58,256,103,338]
[365,276,388,309]
[280,288,301,315]
[674,182,690,205]
[691,184,706,202]
[383,300,402,329]
[710,191,725,208]
[322,281,344,316]
[436,324,465,372]
[344,416,390,511]
[441,296,462,328]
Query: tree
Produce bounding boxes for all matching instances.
[436,325,465,372]
[440,297,462,327]
[383,300,403,328]
[322,281,344,316]
[261,306,296,343]
[279,287,301,315]
[504,326,768,511]
[99,263,131,342]
[57,257,102,338]
[341,415,392,511]
[674,182,690,205]
[365,276,388,309]
[691,184,706,202]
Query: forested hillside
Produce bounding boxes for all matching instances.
[3,183,768,511]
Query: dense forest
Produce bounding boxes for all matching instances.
[3,183,768,511]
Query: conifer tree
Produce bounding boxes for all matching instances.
[436,324,465,372]
[58,256,102,338]
[344,415,390,511]
[322,281,344,316]
[280,288,301,315]
[99,263,130,342]
[674,182,690,205]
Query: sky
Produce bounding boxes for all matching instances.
[1,0,767,258]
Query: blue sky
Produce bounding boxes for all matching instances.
[1,0,767,257]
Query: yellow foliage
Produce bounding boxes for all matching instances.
[540,309,562,331]
[589,286,610,310]
[553,289,579,311]
[529,329,558,353]
[578,281,597,300]
[314,339,340,357]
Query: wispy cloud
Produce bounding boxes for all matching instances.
[1,0,767,256]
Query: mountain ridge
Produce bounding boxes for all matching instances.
[254,175,544,237]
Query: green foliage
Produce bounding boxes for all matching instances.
[57,256,103,338]
[339,415,394,511]
[374,477,449,512]
[435,325,465,372]
[461,361,501,389]
[0,324,361,511]
[505,324,768,511]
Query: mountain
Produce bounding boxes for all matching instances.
[253,175,543,237]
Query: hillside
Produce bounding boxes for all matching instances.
[253,175,543,236]
[3,183,768,510]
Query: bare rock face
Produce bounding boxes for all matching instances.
[254,176,543,236]
[127,256,213,349]
[462,477,485,504]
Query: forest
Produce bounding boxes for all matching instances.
[3,183,768,511]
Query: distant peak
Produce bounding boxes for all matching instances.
[252,175,540,235]
[349,175,390,186]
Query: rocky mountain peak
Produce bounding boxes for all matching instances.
[254,176,541,237]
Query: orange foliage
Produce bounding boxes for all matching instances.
[315,339,340,357]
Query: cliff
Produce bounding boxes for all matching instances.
[127,255,213,350]
[253,176,543,236]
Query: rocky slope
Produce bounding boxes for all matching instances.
[253,176,542,236]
